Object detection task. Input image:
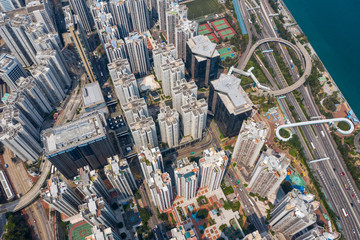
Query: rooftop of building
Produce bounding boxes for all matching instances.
[137,146,162,164]
[172,79,197,95]
[259,148,290,174]
[158,105,179,126]
[199,148,228,169]
[62,6,74,28]
[79,196,106,215]
[73,165,100,188]
[181,98,207,115]
[125,32,146,42]
[0,54,18,72]
[153,43,176,56]
[42,112,107,155]
[82,81,105,108]
[211,74,253,115]
[239,119,268,141]
[104,155,130,176]
[175,158,199,178]
[107,58,131,76]
[187,35,219,58]
[122,96,146,112]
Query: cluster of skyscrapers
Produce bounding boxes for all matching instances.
[139,147,228,212]
[42,154,137,236]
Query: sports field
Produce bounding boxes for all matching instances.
[68,221,92,240]
[206,33,218,43]
[218,47,236,61]
[198,23,213,35]
[218,27,236,41]
[186,0,220,19]
[211,18,231,31]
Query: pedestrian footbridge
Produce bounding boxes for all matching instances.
[275,118,354,141]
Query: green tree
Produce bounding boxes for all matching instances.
[196,209,209,219]
[3,213,31,240]
[138,207,152,224]
[120,232,127,239]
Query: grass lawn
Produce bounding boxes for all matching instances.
[185,0,220,19]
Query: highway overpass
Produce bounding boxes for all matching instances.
[238,37,312,96]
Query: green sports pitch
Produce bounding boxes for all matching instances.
[68,221,92,240]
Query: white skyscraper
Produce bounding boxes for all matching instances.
[232,119,268,167]
[248,148,290,197]
[122,96,148,123]
[0,0,22,12]
[270,189,318,237]
[148,169,173,211]
[125,32,150,76]
[109,0,131,38]
[74,165,111,200]
[36,50,71,89]
[160,57,184,96]
[174,158,199,200]
[0,54,27,90]
[108,58,132,80]
[113,74,140,106]
[171,78,197,113]
[180,98,207,140]
[175,19,198,60]
[0,18,33,66]
[166,2,188,44]
[138,146,164,179]
[157,0,169,31]
[158,105,179,148]
[105,155,137,200]
[69,0,94,33]
[152,43,177,80]
[80,196,117,228]
[199,148,228,191]
[41,177,82,217]
[129,116,158,150]
[127,0,150,33]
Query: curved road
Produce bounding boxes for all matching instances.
[239,37,312,96]
[275,118,354,141]
[0,159,51,213]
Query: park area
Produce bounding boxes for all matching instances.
[68,221,92,240]
[217,47,236,61]
[185,0,221,19]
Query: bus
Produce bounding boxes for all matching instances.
[236,179,240,184]
[310,142,316,150]
[249,198,254,207]
[321,131,325,137]
[342,208,348,217]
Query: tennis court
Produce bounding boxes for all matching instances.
[218,47,236,61]
[218,27,236,41]
[68,221,92,240]
[206,33,218,43]
[198,23,213,35]
[211,18,231,31]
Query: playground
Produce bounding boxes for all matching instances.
[68,221,92,240]
[217,47,236,61]
[218,27,236,41]
[206,33,218,43]
[211,18,231,31]
[198,23,213,35]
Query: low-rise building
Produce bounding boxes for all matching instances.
[82,81,108,115]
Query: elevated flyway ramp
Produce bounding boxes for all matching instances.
[238,37,312,96]
[275,118,354,141]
